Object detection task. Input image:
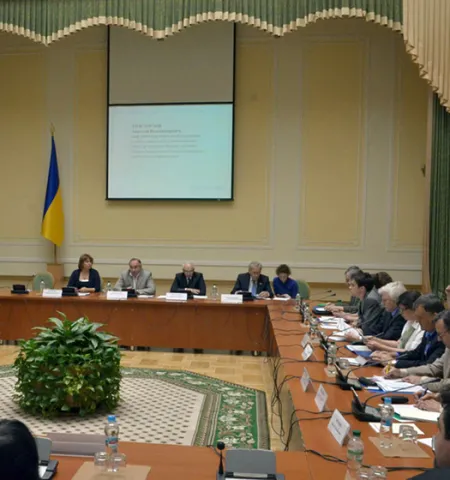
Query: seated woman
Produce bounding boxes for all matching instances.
[0,419,40,479]
[370,290,424,363]
[67,253,102,293]
[273,264,298,299]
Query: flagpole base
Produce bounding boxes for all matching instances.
[47,263,64,287]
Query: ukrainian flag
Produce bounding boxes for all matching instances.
[41,135,64,246]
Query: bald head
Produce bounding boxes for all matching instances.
[182,263,195,279]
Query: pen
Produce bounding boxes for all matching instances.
[420,387,428,399]
[385,363,392,375]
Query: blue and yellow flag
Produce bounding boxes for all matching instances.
[41,135,64,246]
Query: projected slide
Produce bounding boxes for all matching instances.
[107,104,234,200]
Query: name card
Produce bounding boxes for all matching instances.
[221,294,243,304]
[302,344,314,361]
[166,292,188,301]
[355,355,367,366]
[300,368,311,392]
[301,333,311,348]
[42,289,62,298]
[328,409,351,446]
[315,385,328,412]
[106,291,128,301]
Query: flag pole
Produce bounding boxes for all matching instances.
[53,243,57,265]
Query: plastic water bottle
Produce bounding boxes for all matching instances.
[39,280,45,294]
[346,430,364,480]
[295,293,301,311]
[106,281,112,292]
[105,414,119,457]
[211,284,218,300]
[379,397,394,448]
[326,342,337,375]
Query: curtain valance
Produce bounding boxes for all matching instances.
[0,0,402,45]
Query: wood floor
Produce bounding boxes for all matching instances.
[0,346,282,450]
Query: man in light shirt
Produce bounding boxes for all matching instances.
[114,258,156,295]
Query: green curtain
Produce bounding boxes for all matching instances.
[0,0,402,45]
[429,93,450,298]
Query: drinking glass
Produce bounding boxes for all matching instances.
[94,452,108,471]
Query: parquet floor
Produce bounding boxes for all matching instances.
[0,346,282,450]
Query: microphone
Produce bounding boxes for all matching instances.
[310,292,336,301]
[309,289,333,297]
[334,362,379,391]
[351,379,436,422]
[217,441,225,475]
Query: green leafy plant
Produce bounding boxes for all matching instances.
[14,312,121,417]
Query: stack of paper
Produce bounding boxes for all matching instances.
[393,405,440,423]
[372,376,424,394]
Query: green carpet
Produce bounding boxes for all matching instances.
[0,366,270,449]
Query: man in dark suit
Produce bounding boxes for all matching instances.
[385,294,445,371]
[170,263,206,296]
[231,261,274,298]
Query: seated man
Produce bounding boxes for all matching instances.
[343,271,384,339]
[385,310,450,394]
[170,263,206,296]
[384,294,445,370]
[326,265,361,314]
[370,290,424,362]
[114,258,156,295]
[231,261,273,298]
[412,386,450,475]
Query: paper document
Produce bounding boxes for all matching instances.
[347,345,371,353]
[369,422,424,435]
[339,357,362,366]
[393,405,440,423]
[138,295,154,298]
[77,292,90,297]
[39,466,46,478]
[322,325,340,330]
[372,376,424,394]
[318,316,337,322]
[418,438,433,448]
[157,295,166,299]
[193,295,208,299]
[273,297,290,301]
[329,335,346,342]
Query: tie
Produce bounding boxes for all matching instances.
[399,324,415,349]
[251,281,257,297]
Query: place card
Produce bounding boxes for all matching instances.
[106,291,128,301]
[302,344,314,361]
[300,368,311,392]
[166,292,188,301]
[221,294,243,304]
[315,385,328,412]
[42,289,62,298]
[301,333,311,348]
[328,409,351,446]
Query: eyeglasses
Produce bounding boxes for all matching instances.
[437,329,449,340]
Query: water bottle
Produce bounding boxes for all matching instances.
[106,281,112,292]
[295,293,301,311]
[326,341,337,375]
[346,430,364,480]
[39,280,45,294]
[105,414,120,457]
[379,397,394,448]
[211,284,218,300]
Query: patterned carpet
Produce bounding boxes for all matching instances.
[0,366,269,449]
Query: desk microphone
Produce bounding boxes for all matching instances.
[309,289,333,297]
[351,379,436,422]
[217,441,225,475]
[309,293,336,301]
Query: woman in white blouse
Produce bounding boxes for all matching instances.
[369,290,424,363]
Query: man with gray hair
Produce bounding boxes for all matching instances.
[326,265,362,314]
[114,258,156,295]
[170,263,206,296]
[231,261,273,298]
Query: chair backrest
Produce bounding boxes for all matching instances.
[32,272,55,291]
[296,279,310,299]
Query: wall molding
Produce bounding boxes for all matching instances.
[296,35,368,251]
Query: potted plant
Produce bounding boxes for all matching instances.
[14,312,121,417]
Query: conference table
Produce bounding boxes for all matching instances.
[0,292,435,478]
